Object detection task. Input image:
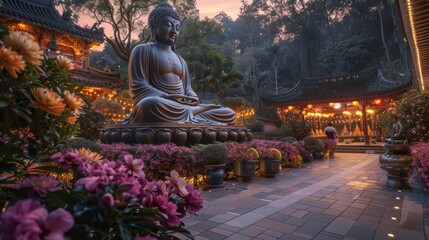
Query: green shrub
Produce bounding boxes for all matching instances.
[280,137,297,143]
[246,120,264,132]
[282,113,311,140]
[264,129,284,138]
[303,136,325,152]
[65,137,102,152]
[77,107,107,141]
[201,144,228,165]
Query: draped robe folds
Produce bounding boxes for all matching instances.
[128,43,236,125]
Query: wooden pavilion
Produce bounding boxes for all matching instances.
[0,0,123,97]
[262,68,411,144]
[397,0,429,92]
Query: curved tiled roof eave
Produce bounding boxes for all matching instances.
[0,0,104,42]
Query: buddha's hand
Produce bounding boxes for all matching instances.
[163,94,199,106]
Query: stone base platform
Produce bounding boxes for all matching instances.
[100,123,252,146]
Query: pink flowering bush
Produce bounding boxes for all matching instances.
[223,142,254,172]
[1,199,74,240]
[322,139,338,152]
[396,89,429,141]
[100,143,204,180]
[247,140,300,167]
[411,142,429,191]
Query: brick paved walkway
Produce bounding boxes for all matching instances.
[183,153,429,240]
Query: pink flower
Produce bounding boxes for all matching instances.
[154,195,180,227]
[124,155,145,178]
[50,148,83,169]
[16,175,61,197]
[0,199,74,240]
[75,176,105,192]
[184,183,203,212]
[165,170,188,198]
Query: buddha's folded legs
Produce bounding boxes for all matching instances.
[131,96,235,124]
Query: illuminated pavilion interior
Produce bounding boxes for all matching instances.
[0,0,125,120]
[262,67,411,140]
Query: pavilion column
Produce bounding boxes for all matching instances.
[362,100,370,145]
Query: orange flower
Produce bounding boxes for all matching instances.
[3,31,43,66]
[75,148,103,163]
[56,55,74,71]
[64,91,84,111]
[67,114,80,124]
[29,88,66,116]
[0,46,26,78]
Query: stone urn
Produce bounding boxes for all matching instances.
[259,159,281,178]
[312,151,324,160]
[233,160,257,182]
[204,164,226,188]
[379,139,413,189]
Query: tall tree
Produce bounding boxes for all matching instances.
[62,0,198,62]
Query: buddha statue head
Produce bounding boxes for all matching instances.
[148,3,181,47]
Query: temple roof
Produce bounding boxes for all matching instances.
[0,0,104,42]
[71,68,124,89]
[262,68,411,106]
[397,0,429,91]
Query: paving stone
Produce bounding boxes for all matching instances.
[255,218,298,233]
[323,208,344,216]
[397,228,425,240]
[284,216,308,226]
[303,212,336,224]
[324,216,356,236]
[292,210,309,218]
[263,229,284,238]
[225,233,253,240]
[239,226,264,237]
[216,224,241,233]
[363,205,385,217]
[199,230,227,240]
[293,220,329,239]
[193,220,220,230]
[267,212,290,222]
[210,227,234,236]
[313,233,343,240]
[278,234,309,240]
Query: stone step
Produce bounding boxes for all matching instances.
[336,145,385,154]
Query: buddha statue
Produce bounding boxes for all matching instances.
[127,3,235,125]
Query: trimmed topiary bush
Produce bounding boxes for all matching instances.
[201,144,228,165]
[303,136,325,152]
[65,137,102,152]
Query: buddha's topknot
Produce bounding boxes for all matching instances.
[148,2,181,30]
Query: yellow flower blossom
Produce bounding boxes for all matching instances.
[75,148,103,163]
[3,31,43,66]
[56,55,74,71]
[64,90,84,111]
[0,46,26,78]
[29,88,66,116]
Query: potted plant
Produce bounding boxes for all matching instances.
[322,139,338,158]
[303,137,325,160]
[228,144,258,182]
[259,147,282,177]
[200,144,228,187]
[292,141,313,163]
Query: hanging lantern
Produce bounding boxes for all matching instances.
[288,106,294,111]
[328,102,334,108]
[302,110,307,115]
[307,104,313,110]
[352,101,359,107]
[373,99,382,105]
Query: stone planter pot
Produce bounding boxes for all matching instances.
[260,159,280,178]
[379,142,413,189]
[302,153,313,163]
[312,151,324,160]
[233,160,257,182]
[204,164,226,188]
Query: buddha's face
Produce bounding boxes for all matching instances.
[155,15,181,46]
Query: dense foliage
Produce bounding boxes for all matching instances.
[0,26,202,239]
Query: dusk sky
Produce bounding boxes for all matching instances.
[197,0,244,20]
